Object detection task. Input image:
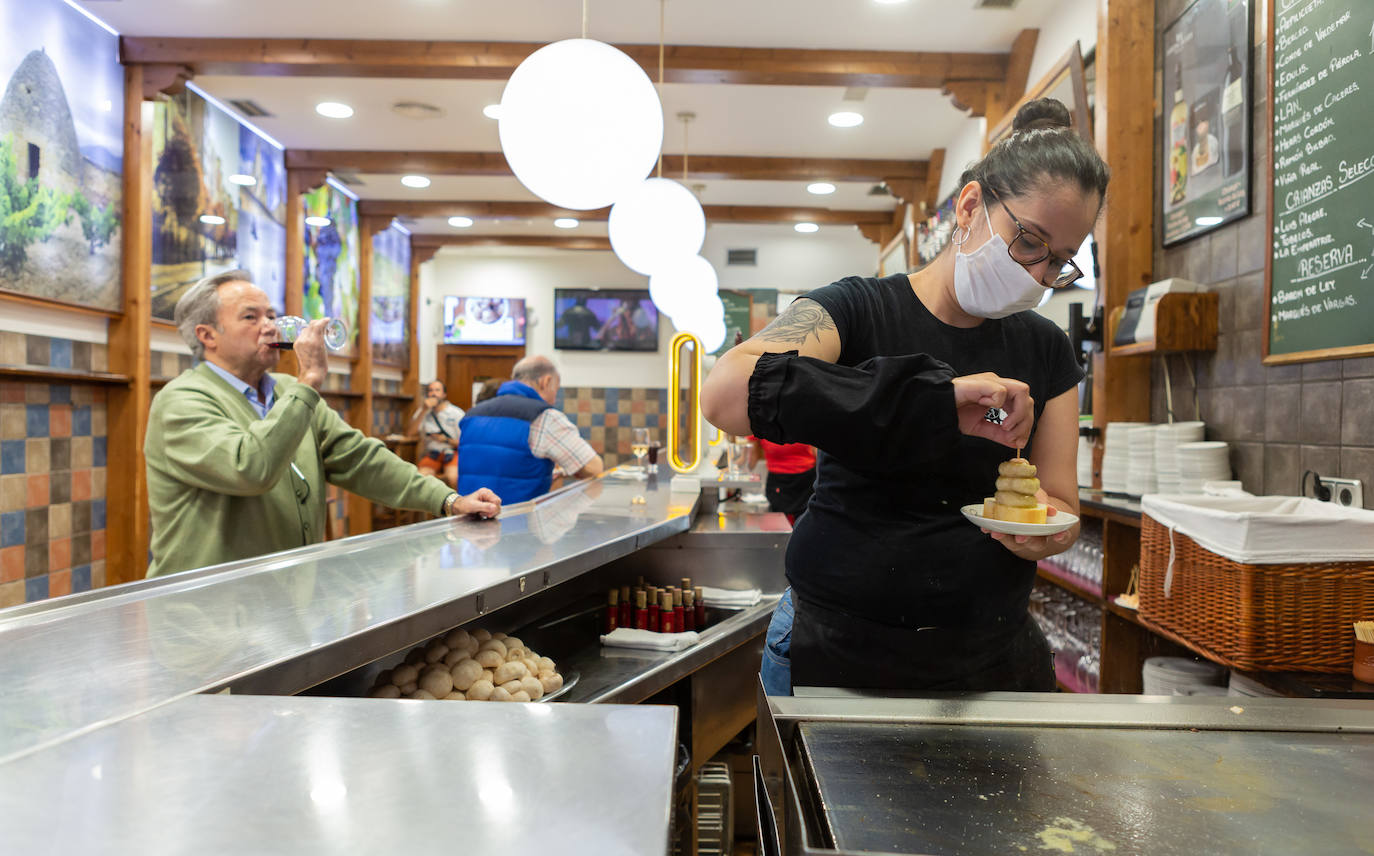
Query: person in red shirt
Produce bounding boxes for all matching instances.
[746,438,816,525]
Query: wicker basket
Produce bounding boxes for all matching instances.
[1139,513,1374,672]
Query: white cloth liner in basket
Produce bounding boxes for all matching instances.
[1141,494,1374,597]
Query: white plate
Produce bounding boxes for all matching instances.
[960,504,1079,536]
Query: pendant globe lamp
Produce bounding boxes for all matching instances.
[498,38,663,210]
[609,177,706,275]
[673,293,727,354]
[649,254,718,322]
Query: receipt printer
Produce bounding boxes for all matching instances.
[1112,278,1205,348]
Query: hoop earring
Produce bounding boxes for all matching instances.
[951,225,971,247]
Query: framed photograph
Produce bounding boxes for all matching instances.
[1161,0,1253,247]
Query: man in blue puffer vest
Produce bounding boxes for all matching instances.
[457,355,604,503]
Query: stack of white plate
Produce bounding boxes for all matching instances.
[1154,421,1206,493]
[1142,656,1228,695]
[1126,425,1161,496]
[1228,671,1285,697]
[1077,436,1094,488]
[1102,422,1149,493]
[1176,441,1232,493]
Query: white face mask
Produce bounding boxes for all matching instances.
[953,203,1047,319]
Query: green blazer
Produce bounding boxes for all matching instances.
[144,363,452,577]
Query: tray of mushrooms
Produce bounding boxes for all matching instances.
[367,628,576,703]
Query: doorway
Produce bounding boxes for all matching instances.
[437,344,525,410]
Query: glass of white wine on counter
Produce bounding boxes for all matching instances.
[631,428,650,470]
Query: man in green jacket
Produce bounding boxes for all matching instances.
[144,270,501,577]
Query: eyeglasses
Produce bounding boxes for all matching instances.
[984,186,1084,289]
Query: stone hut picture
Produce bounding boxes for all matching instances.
[0,0,123,311]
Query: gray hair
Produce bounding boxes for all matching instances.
[175,269,253,360]
[511,355,557,386]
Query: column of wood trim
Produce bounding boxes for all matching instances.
[345,217,383,536]
[403,244,439,413]
[1091,0,1154,452]
[106,66,153,585]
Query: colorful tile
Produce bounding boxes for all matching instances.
[72,341,92,372]
[25,404,48,437]
[71,564,91,593]
[49,471,70,504]
[72,405,91,436]
[25,384,49,405]
[91,344,109,372]
[49,384,71,405]
[92,499,106,530]
[24,474,47,508]
[49,569,70,597]
[0,332,23,366]
[71,531,90,566]
[0,580,21,608]
[49,405,71,437]
[0,511,22,548]
[1,383,23,403]
[24,507,47,546]
[71,469,91,503]
[25,575,48,602]
[71,436,92,468]
[0,545,21,584]
[0,440,23,474]
[24,336,48,367]
[25,544,46,578]
[50,437,70,470]
[0,475,22,512]
[92,437,106,467]
[91,467,106,497]
[91,529,105,561]
[49,538,71,573]
[91,559,105,588]
[25,439,48,473]
[604,413,619,428]
[71,384,93,406]
[91,405,106,436]
[49,503,71,540]
[0,404,23,439]
[73,499,91,534]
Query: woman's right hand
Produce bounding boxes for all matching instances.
[952,372,1035,449]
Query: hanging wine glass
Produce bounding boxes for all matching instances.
[271,316,349,351]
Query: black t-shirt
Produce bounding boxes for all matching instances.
[765,274,1083,633]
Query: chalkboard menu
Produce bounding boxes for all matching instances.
[715,290,753,356]
[1265,0,1374,362]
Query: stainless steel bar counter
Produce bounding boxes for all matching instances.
[758,690,1374,855]
[0,475,697,763]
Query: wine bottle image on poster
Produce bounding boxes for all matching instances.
[1162,0,1254,247]
[1264,0,1374,362]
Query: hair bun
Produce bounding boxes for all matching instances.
[1012,98,1072,133]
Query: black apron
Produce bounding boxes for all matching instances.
[765,468,815,517]
[789,591,1054,693]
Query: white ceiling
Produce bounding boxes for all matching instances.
[80,0,1065,51]
[79,0,1082,243]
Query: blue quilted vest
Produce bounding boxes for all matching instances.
[457,381,555,503]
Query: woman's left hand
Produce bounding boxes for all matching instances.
[982,489,1075,560]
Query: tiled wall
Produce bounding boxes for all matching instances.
[0,380,108,607]
[1150,1,1374,507]
[151,350,194,380]
[557,387,668,468]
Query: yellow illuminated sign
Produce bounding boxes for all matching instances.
[667,331,702,473]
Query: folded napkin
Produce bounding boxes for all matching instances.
[600,628,701,652]
[699,585,762,608]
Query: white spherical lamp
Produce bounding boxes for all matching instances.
[674,295,727,353]
[649,255,718,321]
[609,178,706,275]
[499,39,664,211]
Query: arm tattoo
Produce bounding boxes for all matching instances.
[756,299,836,346]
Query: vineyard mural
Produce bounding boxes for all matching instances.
[302,181,360,356]
[370,222,410,366]
[0,0,122,310]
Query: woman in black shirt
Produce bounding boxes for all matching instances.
[702,99,1109,693]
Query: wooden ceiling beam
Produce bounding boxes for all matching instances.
[287,149,927,183]
[410,234,612,252]
[359,199,890,226]
[120,37,1009,88]
[985,28,1039,131]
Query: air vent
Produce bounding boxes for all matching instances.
[392,101,445,120]
[332,171,365,186]
[973,0,1018,8]
[228,99,271,118]
[726,249,757,266]
[842,87,869,102]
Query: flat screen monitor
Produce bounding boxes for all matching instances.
[442,296,526,345]
[553,289,659,352]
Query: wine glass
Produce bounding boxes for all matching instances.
[631,428,650,470]
[271,315,349,351]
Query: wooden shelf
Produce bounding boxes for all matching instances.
[1078,491,1143,527]
[1036,560,1105,605]
[0,364,131,386]
[1105,599,1142,625]
[1108,292,1219,357]
[372,392,416,402]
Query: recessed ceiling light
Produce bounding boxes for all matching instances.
[554,218,579,229]
[315,101,354,119]
[794,222,819,233]
[448,216,474,228]
[198,214,226,225]
[400,174,431,189]
[807,182,836,195]
[305,216,332,227]
[1195,216,1224,226]
[828,112,864,128]
[483,104,502,120]
[228,174,257,186]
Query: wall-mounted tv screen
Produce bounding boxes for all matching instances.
[553,289,659,352]
[443,296,526,345]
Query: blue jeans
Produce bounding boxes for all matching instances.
[760,588,794,696]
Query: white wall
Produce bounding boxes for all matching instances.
[0,301,108,343]
[418,223,877,389]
